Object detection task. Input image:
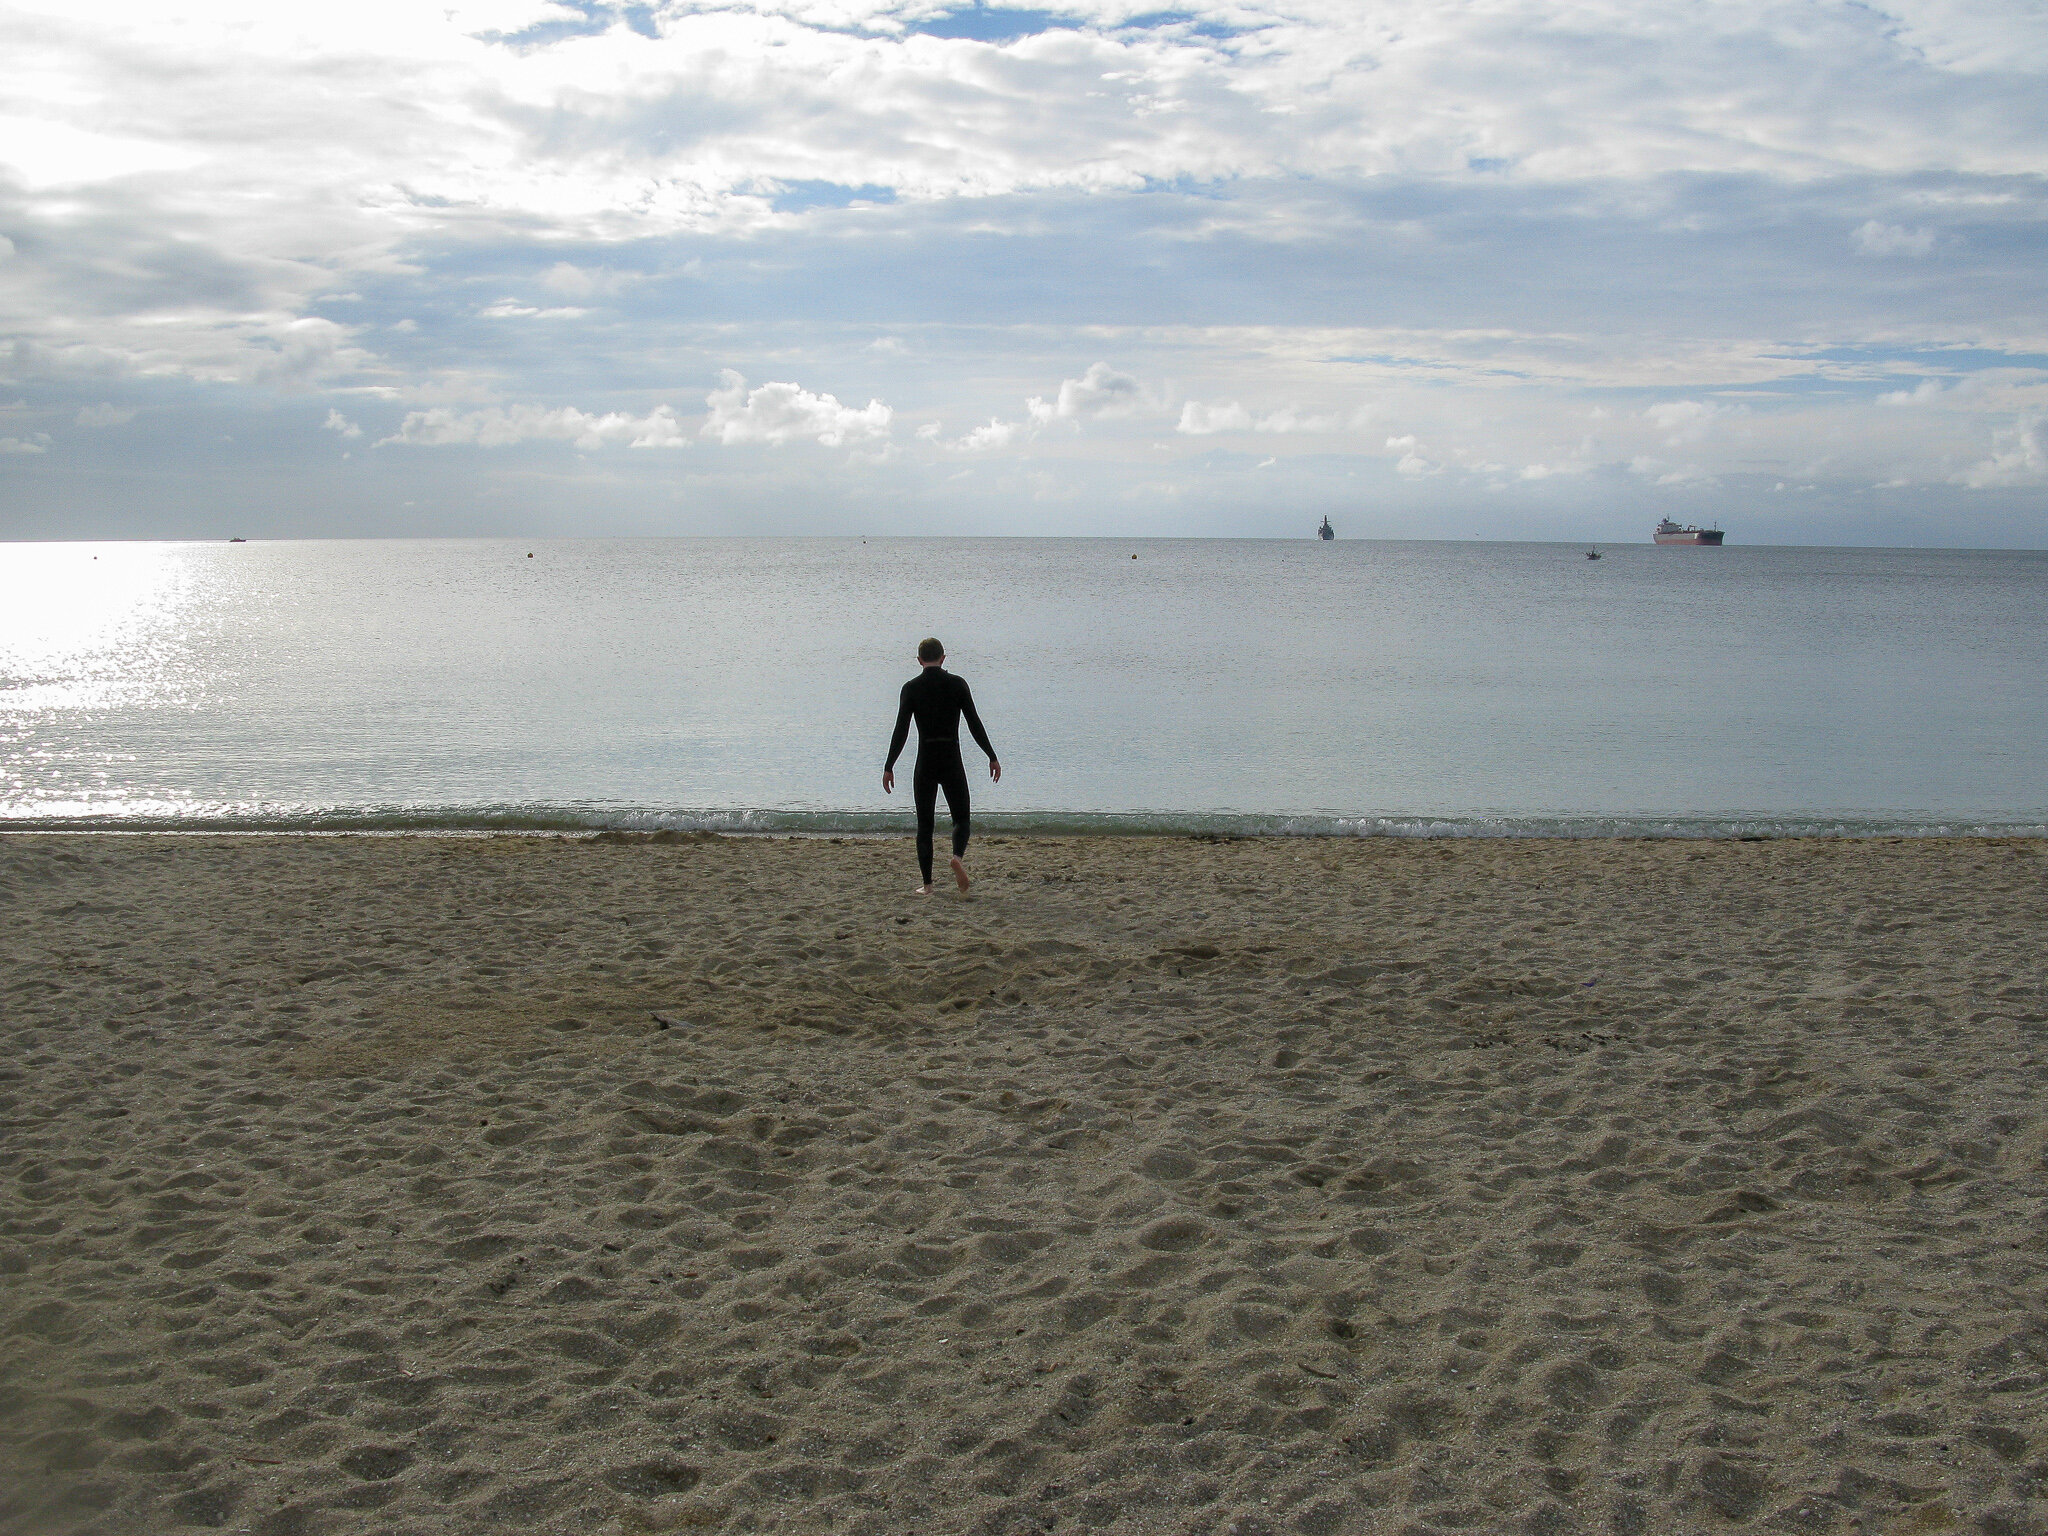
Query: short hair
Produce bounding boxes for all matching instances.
[917,637,945,663]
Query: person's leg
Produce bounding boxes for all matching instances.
[912,757,939,891]
[940,752,972,892]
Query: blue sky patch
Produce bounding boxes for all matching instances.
[769,182,900,213]
[903,6,1081,42]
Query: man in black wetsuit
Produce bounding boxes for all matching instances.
[883,638,1000,895]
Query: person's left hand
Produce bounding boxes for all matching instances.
[882,768,895,794]
[989,758,1002,784]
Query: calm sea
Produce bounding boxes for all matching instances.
[3,537,2043,837]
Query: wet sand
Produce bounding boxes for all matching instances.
[2,832,2045,1536]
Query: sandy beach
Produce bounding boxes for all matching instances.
[2,831,2044,1536]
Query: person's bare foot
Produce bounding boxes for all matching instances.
[950,855,971,894]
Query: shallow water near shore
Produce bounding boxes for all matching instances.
[4,536,2044,836]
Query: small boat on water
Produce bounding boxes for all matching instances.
[229,537,247,543]
[1318,516,1335,541]
[1585,546,1602,560]
[1654,518,1724,546]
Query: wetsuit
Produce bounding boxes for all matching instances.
[885,667,996,885]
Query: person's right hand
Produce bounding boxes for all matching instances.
[882,769,895,794]
[989,758,1002,784]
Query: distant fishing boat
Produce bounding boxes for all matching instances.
[1318,516,1335,541]
[229,537,247,543]
[1585,546,1602,560]
[1654,518,1724,546]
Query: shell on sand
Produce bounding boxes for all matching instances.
[2,833,2045,1535]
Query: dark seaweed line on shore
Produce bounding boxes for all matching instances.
[5,805,2046,840]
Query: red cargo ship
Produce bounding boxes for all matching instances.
[1654,518,1724,546]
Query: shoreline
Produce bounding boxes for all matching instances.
[4,833,2045,1535]
[5,817,2046,841]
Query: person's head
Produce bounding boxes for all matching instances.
[917,637,945,666]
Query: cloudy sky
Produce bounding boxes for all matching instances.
[3,0,2045,543]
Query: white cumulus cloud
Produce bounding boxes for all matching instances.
[74,403,136,427]
[1385,434,1440,476]
[957,418,1024,451]
[380,403,690,449]
[1878,378,1951,406]
[1178,400,1347,435]
[323,408,362,439]
[1027,363,1145,423]
[1252,405,1346,435]
[1958,418,2046,488]
[1176,401,1254,435]
[701,370,891,447]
